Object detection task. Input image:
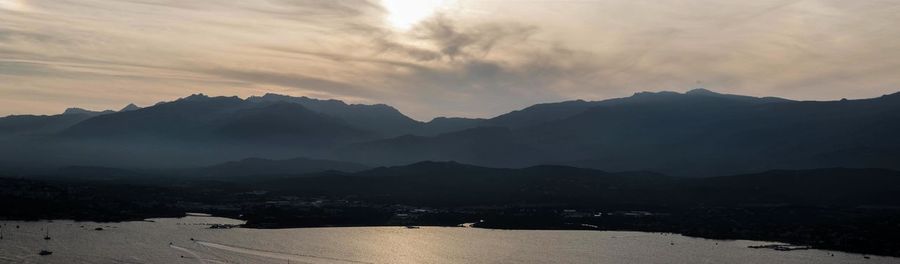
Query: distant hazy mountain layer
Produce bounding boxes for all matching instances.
[1,89,899,176]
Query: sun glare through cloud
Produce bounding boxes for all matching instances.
[382,0,452,30]
[0,0,27,11]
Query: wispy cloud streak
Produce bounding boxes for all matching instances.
[1,0,899,119]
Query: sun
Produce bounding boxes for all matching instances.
[0,0,27,11]
[382,0,451,30]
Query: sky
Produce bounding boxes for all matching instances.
[2,0,900,120]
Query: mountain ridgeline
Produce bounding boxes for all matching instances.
[1,89,899,176]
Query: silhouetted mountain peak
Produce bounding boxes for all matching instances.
[119,103,140,112]
[62,108,91,115]
[162,94,245,109]
[253,93,406,115]
[429,117,460,122]
[252,93,347,107]
[880,91,900,100]
[248,93,419,136]
[632,91,681,98]
[626,89,790,104]
[685,88,718,95]
[181,93,209,100]
[62,108,113,116]
[368,103,402,112]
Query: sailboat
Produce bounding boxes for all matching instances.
[38,228,53,256]
[39,227,53,256]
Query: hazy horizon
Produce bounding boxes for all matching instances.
[10,87,900,122]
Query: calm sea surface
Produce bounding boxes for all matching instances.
[0,216,893,263]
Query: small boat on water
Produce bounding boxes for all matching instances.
[405,226,420,229]
[209,224,238,229]
[748,244,812,252]
[39,227,53,256]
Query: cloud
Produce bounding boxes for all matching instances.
[410,14,538,60]
[1,0,899,119]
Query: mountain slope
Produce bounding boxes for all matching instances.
[248,93,421,137]
[0,113,95,137]
[539,91,900,175]
[6,94,380,168]
[1,90,899,175]
[337,90,900,176]
[61,94,374,143]
[61,94,249,140]
[0,108,114,137]
[214,102,372,146]
[484,100,604,129]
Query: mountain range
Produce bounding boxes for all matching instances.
[1,89,899,176]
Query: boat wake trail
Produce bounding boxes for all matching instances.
[169,244,229,264]
[195,240,373,264]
